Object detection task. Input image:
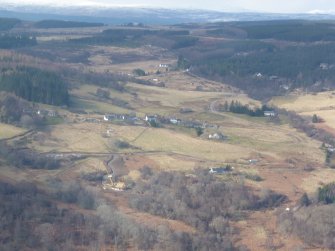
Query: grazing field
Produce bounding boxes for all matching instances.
[70,96,131,114]
[271,92,335,113]
[272,92,335,133]
[116,125,253,161]
[0,123,25,139]
[29,123,111,152]
[146,154,198,171]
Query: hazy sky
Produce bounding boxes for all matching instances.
[4,0,335,13]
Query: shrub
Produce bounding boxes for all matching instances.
[133,68,146,76]
[195,127,203,136]
[318,182,335,204]
[300,193,311,206]
[114,140,130,149]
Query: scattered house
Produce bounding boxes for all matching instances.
[320,63,330,70]
[104,114,128,121]
[159,63,170,68]
[208,132,226,140]
[264,111,276,117]
[254,72,263,78]
[104,114,116,121]
[325,143,333,148]
[23,108,35,115]
[152,78,159,82]
[280,84,290,91]
[170,118,181,125]
[48,110,57,117]
[145,115,157,123]
[209,165,234,174]
[324,143,335,152]
[37,109,57,117]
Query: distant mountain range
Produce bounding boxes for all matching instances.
[1,3,335,25]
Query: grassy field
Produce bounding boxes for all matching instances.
[29,123,111,152]
[114,125,253,162]
[271,92,335,112]
[0,123,26,139]
[271,92,335,132]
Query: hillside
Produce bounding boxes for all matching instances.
[0,17,335,251]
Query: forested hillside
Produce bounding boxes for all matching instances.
[0,34,36,49]
[0,67,69,106]
[0,17,21,31]
[173,20,335,99]
[34,20,104,29]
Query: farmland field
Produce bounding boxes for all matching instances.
[272,92,335,133]
[0,123,26,139]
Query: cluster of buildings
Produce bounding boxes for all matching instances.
[23,107,58,118]
[103,113,200,128]
[324,143,335,153]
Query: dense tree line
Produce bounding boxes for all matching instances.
[219,100,272,117]
[70,28,155,46]
[69,28,191,48]
[34,20,104,29]
[191,42,335,99]
[171,21,335,99]
[318,182,335,204]
[0,18,21,31]
[0,67,69,106]
[0,34,36,49]
[172,36,198,49]
[238,20,335,42]
[0,91,30,124]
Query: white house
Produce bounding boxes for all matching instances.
[264,111,276,117]
[159,64,170,68]
[104,114,115,121]
[208,133,226,140]
[145,115,157,122]
[170,118,181,125]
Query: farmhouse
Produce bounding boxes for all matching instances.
[254,72,263,78]
[208,132,226,140]
[159,63,170,68]
[104,114,128,121]
[170,118,181,125]
[324,143,335,152]
[104,114,116,121]
[145,115,157,122]
[37,109,57,117]
[209,165,233,174]
[264,111,276,117]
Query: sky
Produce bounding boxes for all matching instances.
[3,0,335,13]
